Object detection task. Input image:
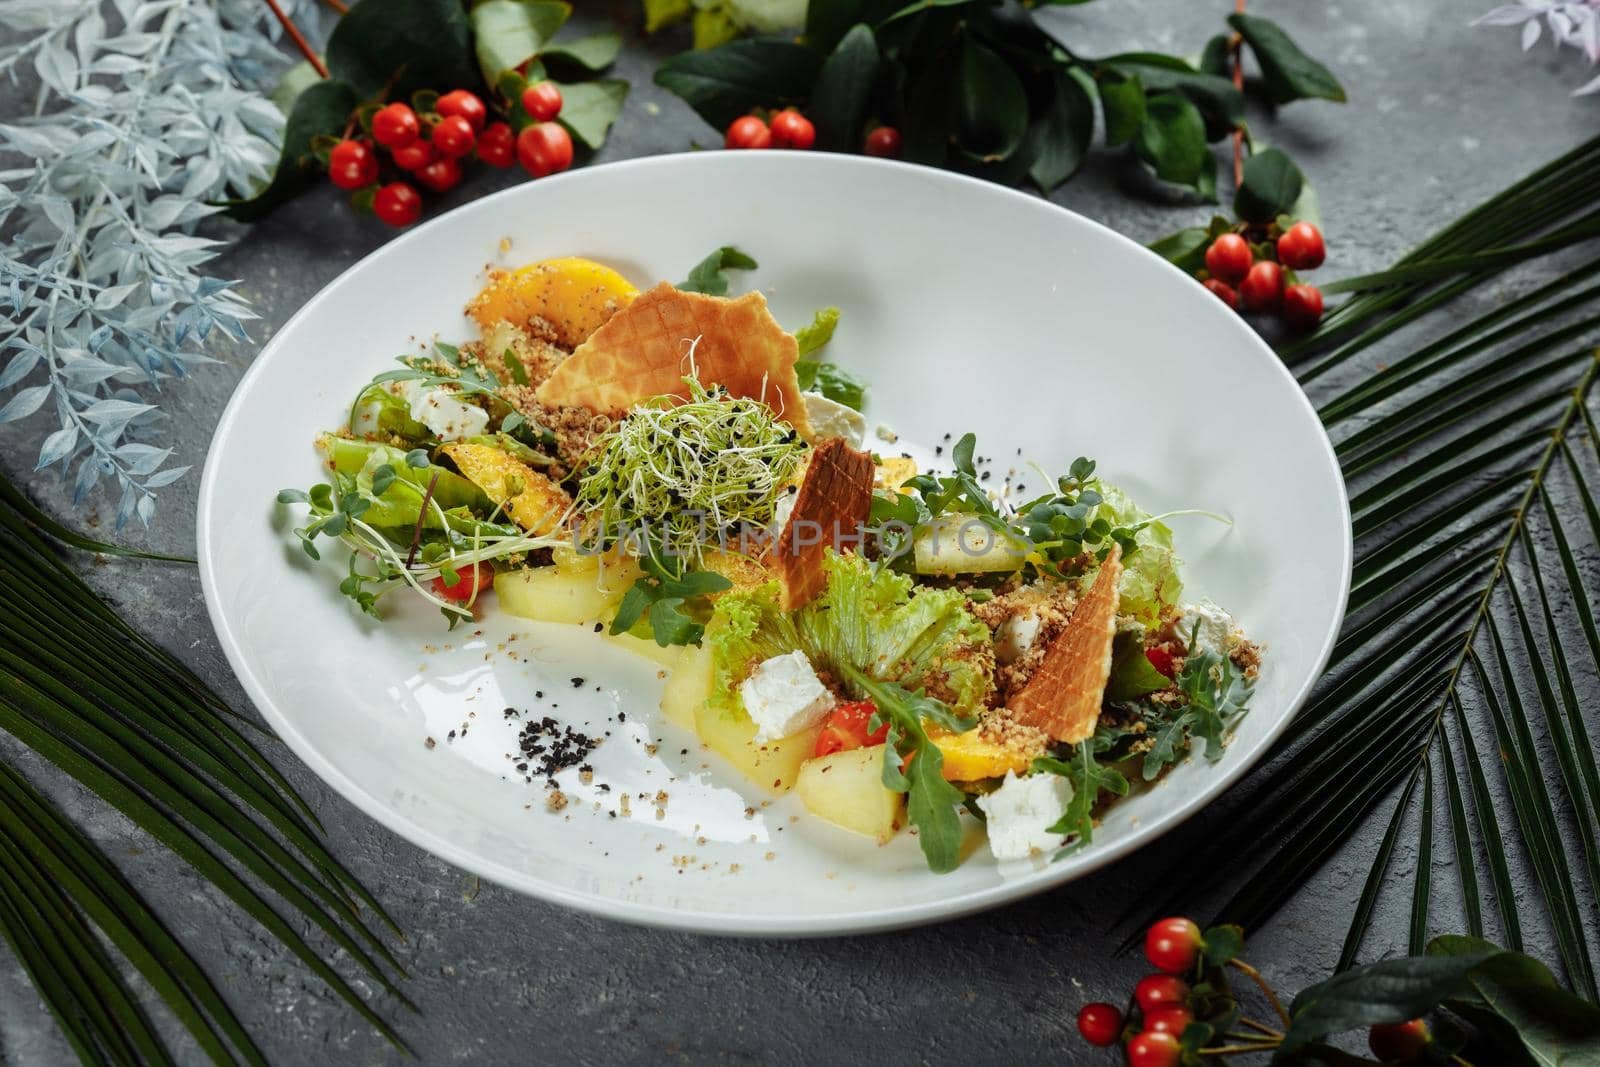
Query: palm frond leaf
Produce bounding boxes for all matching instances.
[0,475,409,1063]
[1131,134,1600,998]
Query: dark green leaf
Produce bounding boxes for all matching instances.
[326,0,481,98]
[679,246,759,295]
[1234,147,1305,223]
[1431,936,1600,1064]
[795,361,867,410]
[1133,92,1210,189]
[1198,33,1231,78]
[222,80,359,221]
[541,31,622,75]
[1228,13,1347,105]
[1098,71,1145,147]
[1201,924,1245,967]
[1148,227,1210,273]
[1102,55,1243,138]
[809,24,880,152]
[953,40,1028,161]
[554,78,628,149]
[654,37,824,130]
[1024,67,1093,191]
[469,0,570,84]
[1278,949,1497,1056]
[805,0,869,53]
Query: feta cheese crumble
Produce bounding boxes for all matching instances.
[739,651,836,742]
[1178,598,1237,657]
[396,379,489,441]
[977,771,1074,861]
[994,612,1043,666]
[801,391,866,448]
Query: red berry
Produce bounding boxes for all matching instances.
[391,138,435,171]
[769,108,816,150]
[431,114,476,158]
[372,182,422,227]
[1134,973,1189,1014]
[475,122,515,168]
[414,156,461,193]
[371,103,420,149]
[864,125,901,158]
[516,122,573,177]
[725,115,771,150]
[1075,1003,1122,1048]
[327,140,377,190]
[437,89,487,132]
[521,80,563,123]
[1126,1030,1182,1067]
[1239,260,1284,313]
[1204,232,1253,284]
[431,562,492,603]
[1369,1019,1430,1063]
[1277,221,1326,271]
[1202,277,1239,310]
[1282,284,1324,331]
[1143,1006,1192,1037]
[1144,917,1203,975]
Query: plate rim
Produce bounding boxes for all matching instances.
[196,151,1352,937]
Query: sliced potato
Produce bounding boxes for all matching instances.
[694,701,821,793]
[796,747,906,844]
[659,643,712,730]
[927,725,1037,782]
[913,514,1029,575]
[605,632,683,669]
[495,563,639,626]
[466,257,638,348]
[874,455,918,493]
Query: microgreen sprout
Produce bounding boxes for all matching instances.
[573,377,807,566]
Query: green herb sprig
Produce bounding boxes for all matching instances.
[609,552,733,647]
[1034,740,1130,855]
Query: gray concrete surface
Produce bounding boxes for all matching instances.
[2,1,1598,1063]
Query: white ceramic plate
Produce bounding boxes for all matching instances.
[198,152,1350,937]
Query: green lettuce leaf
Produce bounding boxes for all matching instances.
[1093,481,1182,627]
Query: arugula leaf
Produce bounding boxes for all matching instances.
[1106,632,1172,703]
[1137,628,1253,779]
[1035,741,1129,852]
[609,554,733,647]
[794,306,840,357]
[843,667,972,873]
[794,359,866,411]
[678,246,758,295]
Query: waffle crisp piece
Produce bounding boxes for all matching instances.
[771,437,875,610]
[534,281,812,437]
[1007,544,1123,743]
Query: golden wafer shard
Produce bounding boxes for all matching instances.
[534,282,812,437]
[771,437,874,610]
[1007,545,1123,743]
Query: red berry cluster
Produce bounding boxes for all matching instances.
[722,111,904,159]
[325,82,574,228]
[1199,221,1327,332]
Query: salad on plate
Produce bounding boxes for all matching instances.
[277,249,1261,873]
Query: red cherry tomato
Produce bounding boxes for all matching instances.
[516,122,574,177]
[474,122,515,168]
[436,89,487,132]
[1369,1019,1430,1063]
[1143,1006,1192,1037]
[1074,1003,1123,1047]
[1277,220,1326,270]
[812,701,888,758]
[1239,260,1284,313]
[391,138,435,171]
[1126,1030,1182,1067]
[327,139,377,190]
[725,115,771,150]
[372,182,422,227]
[1144,646,1177,679]
[521,80,564,123]
[769,108,816,150]
[1204,232,1253,284]
[371,103,420,149]
[431,562,493,603]
[1202,278,1238,310]
[1133,973,1189,1014]
[414,156,462,193]
[1144,917,1203,975]
[431,114,476,159]
[1282,284,1324,331]
[864,125,901,158]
